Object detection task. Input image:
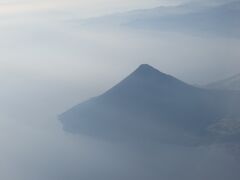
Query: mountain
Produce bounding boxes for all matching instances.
[78,1,240,38]
[59,64,240,145]
[205,73,240,91]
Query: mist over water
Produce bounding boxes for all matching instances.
[1,3,240,179]
[1,111,240,180]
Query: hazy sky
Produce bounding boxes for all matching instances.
[1,0,183,16]
[0,0,232,17]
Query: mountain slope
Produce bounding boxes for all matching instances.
[59,64,240,145]
[206,73,240,91]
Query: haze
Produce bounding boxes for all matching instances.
[0,0,240,180]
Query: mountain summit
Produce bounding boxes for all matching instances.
[134,64,164,75]
[102,64,193,99]
[128,64,181,83]
[59,64,240,145]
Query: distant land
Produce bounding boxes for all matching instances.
[59,64,240,146]
[76,1,240,38]
[205,73,240,91]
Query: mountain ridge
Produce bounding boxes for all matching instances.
[59,64,240,145]
[76,1,240,38]
[205,73,240,91]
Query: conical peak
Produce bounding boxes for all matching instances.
[133,64,168,77]
[127,64,192,89]
[138,64,155,70]
[102,64,193,98]
[137,64,156,71]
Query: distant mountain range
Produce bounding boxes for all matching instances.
[59,64,240,146]
[78,1,240,38]
[205,73,240,91]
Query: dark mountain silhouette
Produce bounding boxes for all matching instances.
[59,64,240,145]
[205,73,240,91]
